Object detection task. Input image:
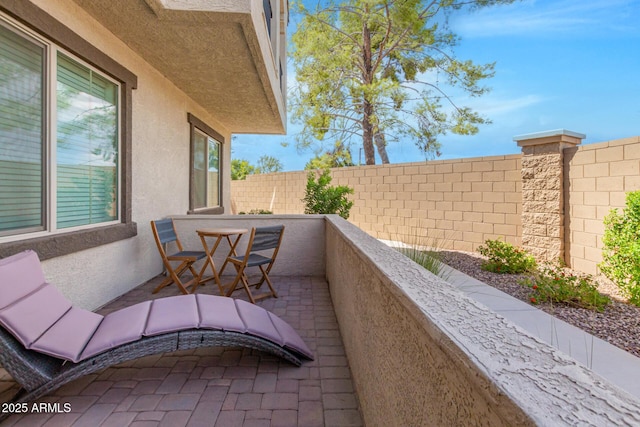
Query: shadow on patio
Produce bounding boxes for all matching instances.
[0,274,363,427]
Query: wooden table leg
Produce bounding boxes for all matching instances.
[194,235,225,295]
[218,234,244,277]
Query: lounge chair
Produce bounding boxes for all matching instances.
[0,250,313,410]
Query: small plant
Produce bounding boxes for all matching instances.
[302,169,354,219]
[477,239,537,274]
[520,263,610,312]
[393,227,450,280]
[399,247,449,280]
[600,190,640,306]
[386,221,451,279]
[239,209,273,215]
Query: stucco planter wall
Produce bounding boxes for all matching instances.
[324,215,640,426]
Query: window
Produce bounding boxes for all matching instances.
[0,4,137,260]
[0,23,45,235]
[188,113,224,214]
[0,19,119,237]
[56,54,119,229]
[192,129,220,209]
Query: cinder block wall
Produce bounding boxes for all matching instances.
[231,136,640,275]
[231,171,307,214]
[565,137,640,274]
[232,155,523,252]
[332,156,522,252]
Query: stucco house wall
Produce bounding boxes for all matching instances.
[0,0,243,310]
[41,0,233,310]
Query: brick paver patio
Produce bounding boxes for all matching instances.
[0,275,363,426]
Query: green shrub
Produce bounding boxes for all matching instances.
[600,190,640,305]
[239,209,273,215]
[477,239,537,274]
[520,263,610,312]
[302,169,354,219]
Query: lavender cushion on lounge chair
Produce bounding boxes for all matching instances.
[81,301,152,360]
[234,299,285,346]
[0,250,47,310]
[30,308,103,363]
[267,312,313,359]
[145,295,199,336]
[0,283,72,348]
[196,294,247,333]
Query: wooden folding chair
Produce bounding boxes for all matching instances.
[225,225,285,304]
[150,219,207,294]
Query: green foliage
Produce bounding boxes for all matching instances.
[238,209,273,215]
[394,226,450,280]
[302,169,354,219]
[231,159,255,180]
[477,239,537,274]
[290,0,515,165]
[255,155,283,174]
[520,263,610,312]
[400,247,447,278]
[231,156,283,180]
[600,190,640,305]
[305,142,354,170]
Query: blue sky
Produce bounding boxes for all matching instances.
[233,0,640,171]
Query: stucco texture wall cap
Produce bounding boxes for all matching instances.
[513,129,587,142]
[514,130,587,149]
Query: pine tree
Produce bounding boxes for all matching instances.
[291,0,516,165]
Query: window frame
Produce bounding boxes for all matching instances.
[0,3,137,261]
[187,113,224,215]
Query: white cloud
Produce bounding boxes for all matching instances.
[452,0,639,38]
[469,94,545,117]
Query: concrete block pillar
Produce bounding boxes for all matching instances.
[514,129,585,262]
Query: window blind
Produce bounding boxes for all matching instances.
[192,131,207,209]
[56,53,118,228]
[208,137,220,207]
[192,129,221,210]
[0,24,45,235]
